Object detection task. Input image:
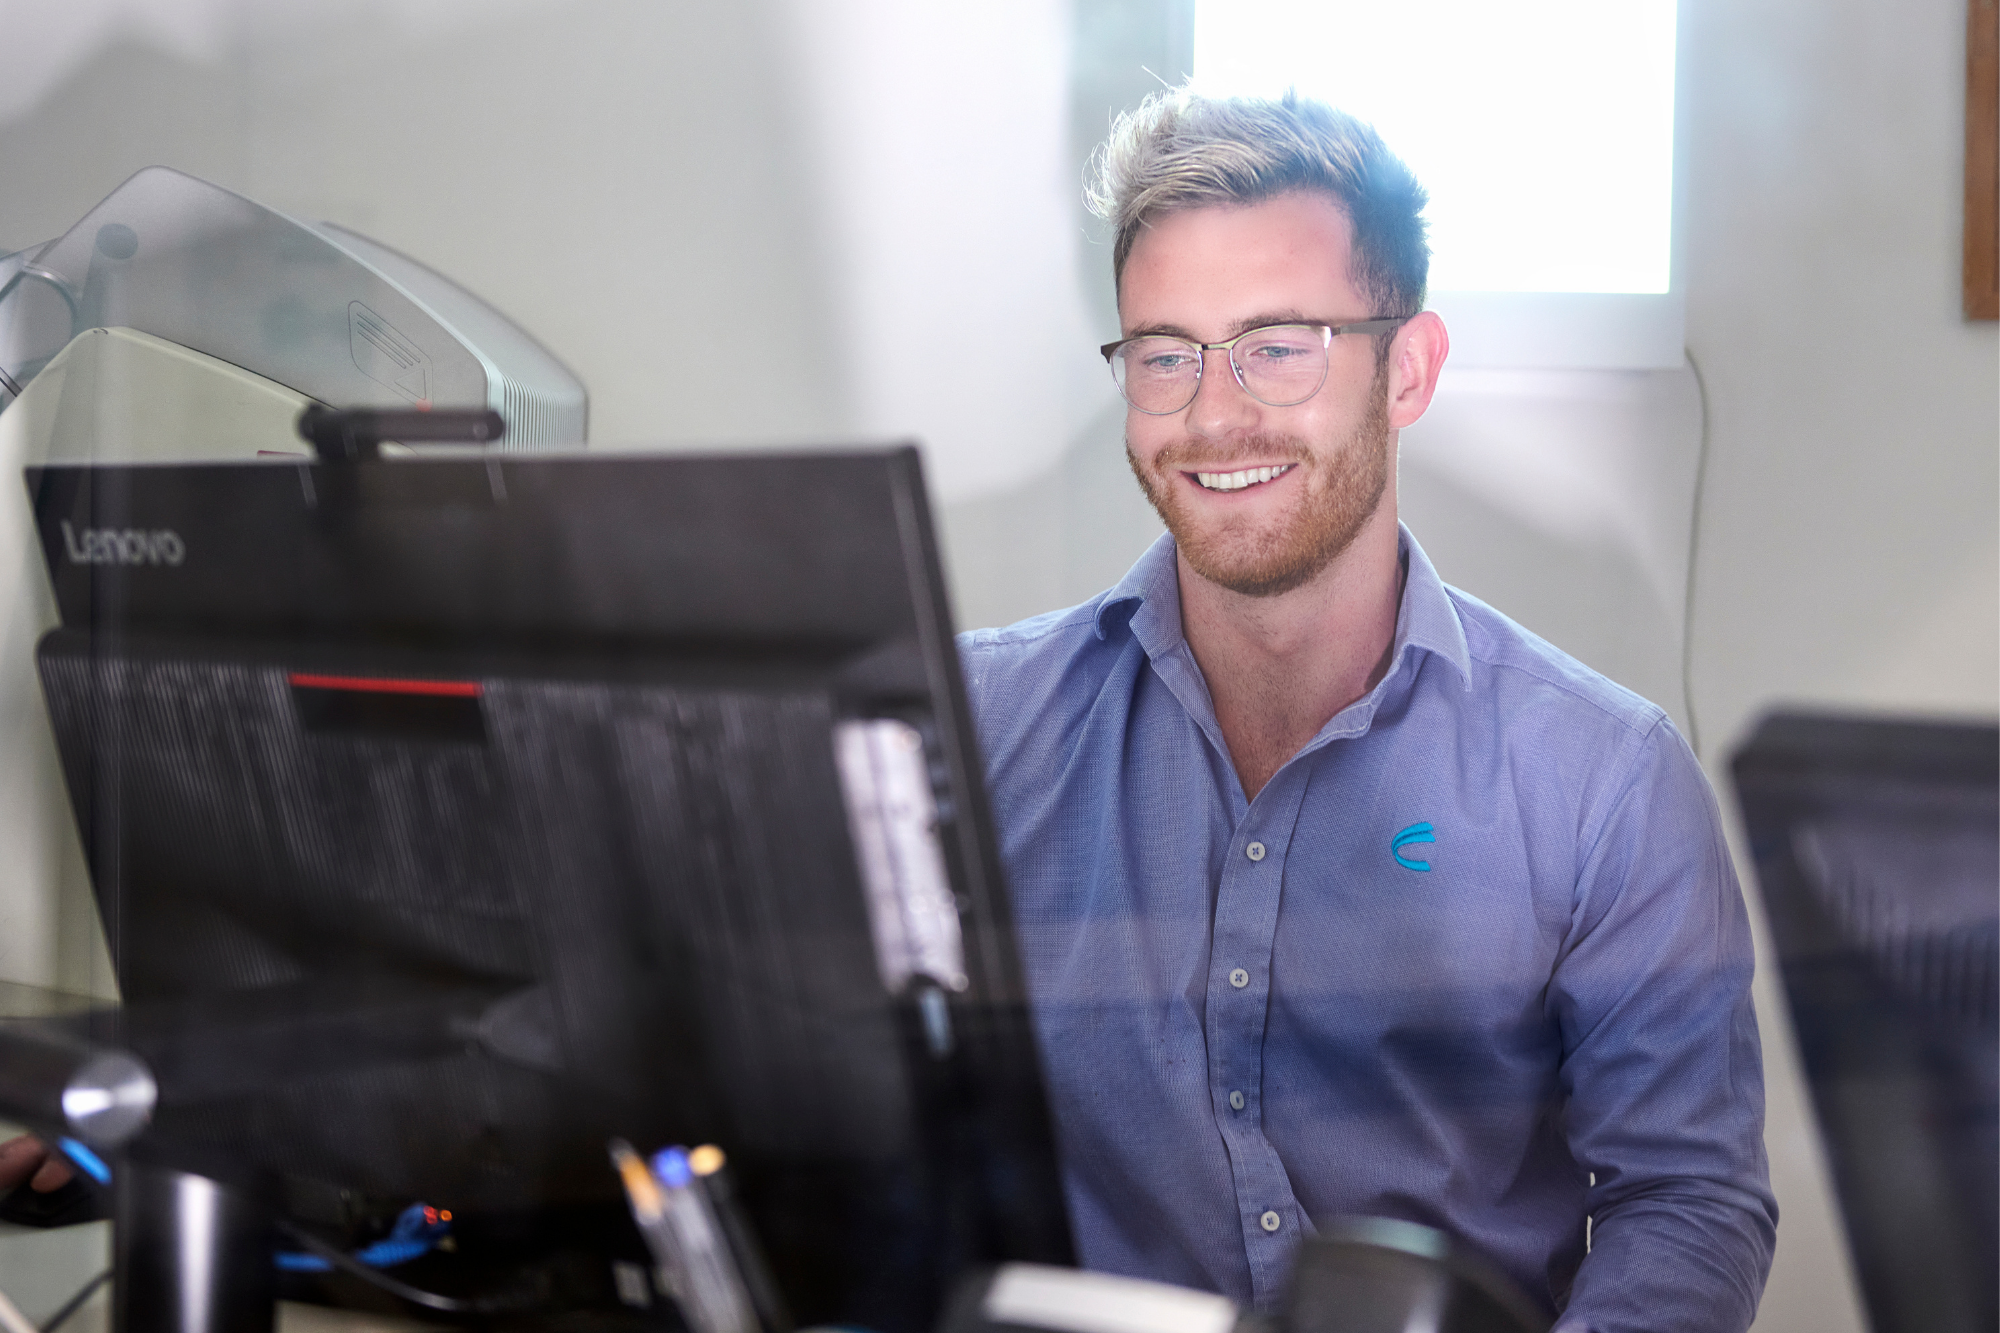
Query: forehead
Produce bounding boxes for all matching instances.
[1117,191,1363,336]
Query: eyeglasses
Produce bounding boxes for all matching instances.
[1099,319,1410,416]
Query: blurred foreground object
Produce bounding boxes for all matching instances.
[943,1263,1242,1333]
[1281,1219,1550,1333]
[943,1218,1546,1333]
[1732,712,1998,1333]
[0,1020,152,1152]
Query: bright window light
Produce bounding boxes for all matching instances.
[1194,0,1678,296]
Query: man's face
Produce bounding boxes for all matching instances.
[1118,191,1394,598]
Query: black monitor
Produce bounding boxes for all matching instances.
[26,447,1072,1329]
[1731,712,1997,1333]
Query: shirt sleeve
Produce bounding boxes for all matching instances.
[1548,716,1778,1333]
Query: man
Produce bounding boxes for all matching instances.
[958,89,1776,1331]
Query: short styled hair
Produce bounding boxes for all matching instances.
[1087,87,1431,319]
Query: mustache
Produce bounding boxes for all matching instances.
[1141,434,1313,471]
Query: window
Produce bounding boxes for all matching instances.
[1194,0,1683,367]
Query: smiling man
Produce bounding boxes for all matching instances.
[957,90,1776,1332]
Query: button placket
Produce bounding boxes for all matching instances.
[1207,767,1312,1308]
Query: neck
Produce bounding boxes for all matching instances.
[1177,497,1404,800]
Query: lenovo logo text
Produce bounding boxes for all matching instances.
[61,521,185,567]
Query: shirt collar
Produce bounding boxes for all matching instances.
[1092,523,1472,690]
[1391,522,1472,688]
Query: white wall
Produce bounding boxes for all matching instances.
[773,1,1107,501]
[0,0,1110,504]
[1683,0,1998,737]
[0,0,853,453]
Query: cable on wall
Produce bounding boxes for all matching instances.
[37,1270,108,1333]
[1681,347,1714,761]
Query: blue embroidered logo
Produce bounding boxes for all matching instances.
[1391,822,1435,872]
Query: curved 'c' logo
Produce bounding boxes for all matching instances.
[1391,821,1435,872]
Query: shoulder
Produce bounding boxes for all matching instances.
[1435,583,1702,835]
[1445,581,1670,742]
[957,598,1109,675]
[956,594,1138,741]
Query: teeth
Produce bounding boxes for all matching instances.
[1195,464,1293,492]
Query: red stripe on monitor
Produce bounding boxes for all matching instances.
[288,673,482,698]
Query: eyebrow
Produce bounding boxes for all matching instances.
[1123,310,1326,342]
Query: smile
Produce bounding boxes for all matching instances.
[1193,464,1295,493]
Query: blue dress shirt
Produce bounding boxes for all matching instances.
[958,527,1777,1332]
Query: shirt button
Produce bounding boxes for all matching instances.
[1228,967,1249,988]
[1260,1210,1282,1233]
[1245,841,1266,861]
[1229,1090,1245,1111]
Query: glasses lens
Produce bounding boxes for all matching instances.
[1233,325,1329,406]
[1112,337,1201,414]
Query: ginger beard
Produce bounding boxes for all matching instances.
[1127,363,1392,598]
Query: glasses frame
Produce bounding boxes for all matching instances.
[1098,318,1412,415]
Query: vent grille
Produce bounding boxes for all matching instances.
[495,378,586,451]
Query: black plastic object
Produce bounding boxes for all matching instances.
[696,1150,794,1333]
[1283,1218,1550,1333]
[26,448,1071,1333]
[115,1161,275,1333]
[1732,712,1998,1333]
[296,404,504,461]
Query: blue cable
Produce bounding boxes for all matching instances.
[55,1138,111,1186]
[38,1141,452,1279]
[276,1202,451,1273]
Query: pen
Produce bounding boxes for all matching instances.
[688,1144,792,1333]
[650,1145,761,1333]
[610,1138,687,1306]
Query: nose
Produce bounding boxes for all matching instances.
[1182,346,1260,438]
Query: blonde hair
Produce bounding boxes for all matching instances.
[1088,87,1430,318]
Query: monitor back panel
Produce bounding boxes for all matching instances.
[30,450,1072,1330]
[1733,713,1997,1333]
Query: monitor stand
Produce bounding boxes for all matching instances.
[115,1160,273,1333]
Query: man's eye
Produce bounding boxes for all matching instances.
[1244,341,1310,362]
[1138,351,1195,374]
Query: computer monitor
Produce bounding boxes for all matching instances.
[27,447,1072,1329]
[1731,712,1997,1333]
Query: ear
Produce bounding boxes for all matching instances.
[1384,311,1449,431]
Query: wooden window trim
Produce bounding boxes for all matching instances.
[1968,0,1998,319]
